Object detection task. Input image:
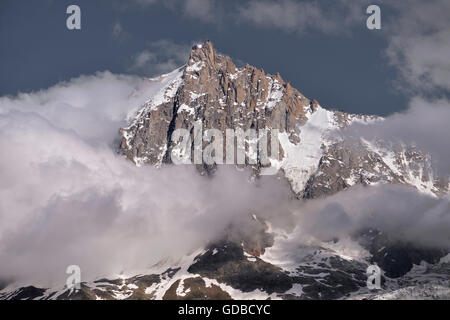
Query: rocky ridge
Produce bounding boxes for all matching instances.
[119,41,448,198]
[2,41,449,301]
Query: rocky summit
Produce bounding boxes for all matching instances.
[2,41,449,300]
[119,41,448,198]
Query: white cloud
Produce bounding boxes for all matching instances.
[3,0,450,288]
[182,0,217,22]
[129,39,192,76]
[112,22,123,37]
[0,72,153,146]
[111,22,131,42]
[0,71,448,289]
[131,50,155,69]
[232,0,450,94]
[0,73,289,287]
[238,0,369,34]
[279,184,450,253]
[349,97,450,175]
[133,0,218,23]
[344,1,450,175]
[384,0,450,92]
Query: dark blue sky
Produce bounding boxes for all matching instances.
[0,0,406,116]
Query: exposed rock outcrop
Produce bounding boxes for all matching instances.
[120,41,448,198]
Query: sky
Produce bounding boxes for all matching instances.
[1,0,450,288]
[0,0,416,116]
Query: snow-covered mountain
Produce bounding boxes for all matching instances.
[119,41,448,198]
[2,234,449,300]
[2,41,449,300]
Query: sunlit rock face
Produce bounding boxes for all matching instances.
[120,41,447,198]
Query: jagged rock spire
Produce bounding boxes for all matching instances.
[119,41,448,198]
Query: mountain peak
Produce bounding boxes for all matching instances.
[121,41,316,170]
[188,40,217,67]
[191,40,214,52]
[119,42,448,198]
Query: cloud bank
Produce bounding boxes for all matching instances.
[134,0,219,23]
[385,0,450,93]
[2,0,450,288]
[346,0,450,176]
[238,0,370,34]
[349,98,450,175]
[292,185,450,249]
[0,73,291,288]
[0,69,449,290]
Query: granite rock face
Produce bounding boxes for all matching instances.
[120,41,310,172]
[120,41,448,198]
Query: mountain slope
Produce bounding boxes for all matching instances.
[119,41,448,198]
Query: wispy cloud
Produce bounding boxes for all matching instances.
[2,0,450,290]
[384,0,450,93]
[133,0,219,23]
[240,0,338,33]
[132,0,371,32]
[280,184,450,252]
[346,0,450,174]
[237,0,373,34]
[0,73,290,287]
[181,0,217,22]
[128,39,192,76]
[349,97,450,176]
[111,22,131,43]
[235,0,450,93]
